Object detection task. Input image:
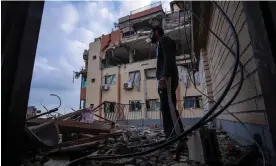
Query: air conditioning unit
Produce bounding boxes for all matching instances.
[123,82,133,90]
[101,84,109,91]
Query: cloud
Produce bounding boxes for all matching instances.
[57,4,79,34]
[29,0,173,114]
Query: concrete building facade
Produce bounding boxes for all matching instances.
[75,1,276,162]
[76,1,204,122]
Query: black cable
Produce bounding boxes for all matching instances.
[129,0,242,150]
[64,2,240,164]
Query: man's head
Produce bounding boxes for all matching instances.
[150,26,164,44]
[90,104,94,108]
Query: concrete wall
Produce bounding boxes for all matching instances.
[86,40,101,118]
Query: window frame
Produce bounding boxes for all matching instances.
[146,99,159,111]
[145,68,157,79]
[129,70,140,81]
[104,74,116,85]
[183,96,203,109]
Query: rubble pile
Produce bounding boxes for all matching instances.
[22,124,191,166]
[22,106,264,166]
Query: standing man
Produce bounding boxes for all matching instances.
[150,26,184,139]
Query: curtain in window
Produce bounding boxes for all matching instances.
[134,72,141,89]
[181,68,188,87]
[110,75,116,84]
[129,72,135,83]
[105,75,116,85]
[194,72,200,85]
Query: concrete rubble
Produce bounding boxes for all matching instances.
[21,122,265,166]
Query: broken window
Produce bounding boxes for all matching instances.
[184,96,203,109]
[146,99,159,111]
[129,100,142,111]
[105,74,116,85]
[145,68,156,79]
[104,102,115,113]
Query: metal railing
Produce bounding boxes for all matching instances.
[93,100,204,122]
[130,1,162,15]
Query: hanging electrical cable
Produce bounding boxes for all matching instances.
[64,2,242,165]
[182,3,265,166]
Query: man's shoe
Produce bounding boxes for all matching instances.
[175,137,189,161]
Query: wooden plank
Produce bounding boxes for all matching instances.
[26,119,112,134]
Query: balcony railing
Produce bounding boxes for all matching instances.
[130,1,162,15]
[93,100,204,123]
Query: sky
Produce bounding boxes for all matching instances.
[28,0,171,115]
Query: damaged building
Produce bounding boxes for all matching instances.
[72,1,276,164]
[3,1,276,166]
[77,1,204,125]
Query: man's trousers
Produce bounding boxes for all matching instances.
[158,78,184,138]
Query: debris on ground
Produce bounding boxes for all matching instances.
[22,107,264,166]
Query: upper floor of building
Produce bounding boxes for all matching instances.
[80,1,193,72]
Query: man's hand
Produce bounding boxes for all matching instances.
[159,77,167,89]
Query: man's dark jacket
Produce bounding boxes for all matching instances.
[156,35,179,83]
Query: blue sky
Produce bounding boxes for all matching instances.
[28,0,171,114]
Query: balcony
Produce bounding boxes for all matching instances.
[118,2,164,42]
[164,10,191,30]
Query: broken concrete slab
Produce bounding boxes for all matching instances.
[26,118,112,135]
